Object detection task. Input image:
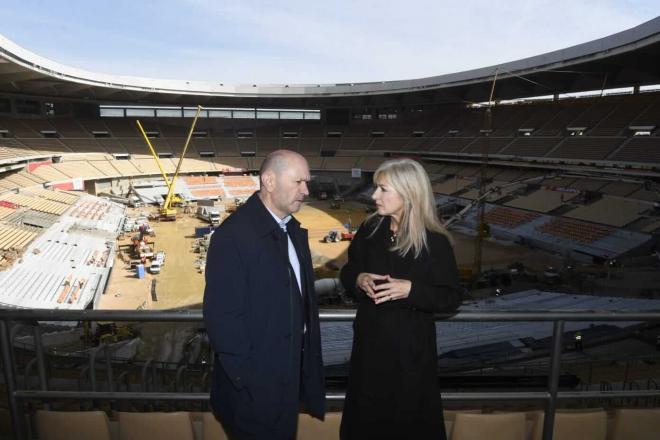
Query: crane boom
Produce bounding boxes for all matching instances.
[135,105,203,219]
[162,106,203,215]
[136,119,173,187]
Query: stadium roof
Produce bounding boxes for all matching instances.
[1,16,660,107]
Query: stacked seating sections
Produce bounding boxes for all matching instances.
[535,217,614,244]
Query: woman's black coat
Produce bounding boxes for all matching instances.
[340,216,461,440]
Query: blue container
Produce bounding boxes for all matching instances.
[195,226,212,237]
[136,264,145,279]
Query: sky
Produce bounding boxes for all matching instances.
[0,1,657,85]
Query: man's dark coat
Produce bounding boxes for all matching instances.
[203,193,325,439]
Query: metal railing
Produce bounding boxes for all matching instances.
[1,308,660,440]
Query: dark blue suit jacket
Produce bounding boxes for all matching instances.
[203,193,325,438]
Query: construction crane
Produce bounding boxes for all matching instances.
[136,106,203,220]
[472,68,499,280]
[136,120,184,208]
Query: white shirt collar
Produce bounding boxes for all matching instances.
[264,204,292,230]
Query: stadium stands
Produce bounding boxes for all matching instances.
[612,136,660,164]
[0,94,659,179]
[25,408,660,440]
[549,136,625,161]
[564,195,651,227]
[118,412,195,440]
[36,410,112,440]
[297,413,341,440]
[432,177,476,195]
[529,410,607,440]
[609,408,660,440]
[0,192,122,309]
[504,189,579,213]
[451,412,526,440]
[535,218,614,244]
[500,136,561,157]
[483,206,541,228]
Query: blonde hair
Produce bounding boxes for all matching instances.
[368,158,451,257]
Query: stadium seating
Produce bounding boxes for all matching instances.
[29,406,660,440]
[201,412,229,440]
[535,218,614,243]
[0,93,659,173]
[35,410,112,440]
[609,408,660,440]
[505,189,578,213]
[549,136,624,160]
[565,195,649,227]
[296,412,342,439]
[529,409,607,440]
[612,137,660,164]
[118,411,194,440]
[451,412,526,440]
[483,206,541,228]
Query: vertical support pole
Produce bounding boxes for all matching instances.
[105,345,114,392]
[33,324,49,410]
[0,321,26,439]
[542,320,564,440]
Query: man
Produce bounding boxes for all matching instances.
[203,150,325,439]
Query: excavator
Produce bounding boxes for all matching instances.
[136,106,203,220]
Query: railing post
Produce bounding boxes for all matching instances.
[105,345,114,392]
[175,365,187,392]
[89,344,106,392]
[141,358,153,392]
[33,325,49,394]
[0,320,27,440]
[542,319,564,440]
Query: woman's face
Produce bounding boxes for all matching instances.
[372,177,404,221]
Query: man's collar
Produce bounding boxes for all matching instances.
[244,192,300,237]
[264,204,292,227]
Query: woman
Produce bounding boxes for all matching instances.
[340,158,462,440]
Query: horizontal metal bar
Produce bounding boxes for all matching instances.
[0,309,203,322]
[442,392,550,401]
[15,391,209,401]
[16,389,660,403]
[2,308,660,322]
[12,390,549,402]
[557,390,660,399]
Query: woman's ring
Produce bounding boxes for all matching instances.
[389,295,393,301]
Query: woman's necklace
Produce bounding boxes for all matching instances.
[389,229,398,243]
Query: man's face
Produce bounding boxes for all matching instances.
[268,156,310,218]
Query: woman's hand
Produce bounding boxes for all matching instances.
[356,272,389,298]
[372,275,412,305]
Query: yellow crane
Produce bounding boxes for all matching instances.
[136,105,203,220]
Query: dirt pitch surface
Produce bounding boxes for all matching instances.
[98,201,558,310]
